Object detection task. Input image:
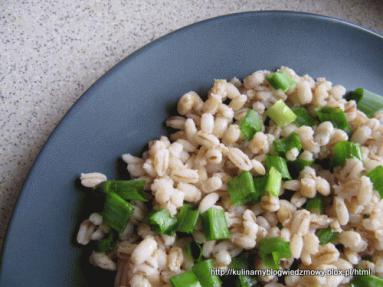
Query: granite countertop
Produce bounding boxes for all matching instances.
[1,0,382,246]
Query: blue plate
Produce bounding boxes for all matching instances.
[1,11,382,286]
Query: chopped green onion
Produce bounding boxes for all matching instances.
[239,110,264,140]
[305,196,324,214]
[265,155,291,179]
[149,209,177,235]
[176,204,200,234]
[367,165,383,197]
[265,167,282,197]
[316,106,351,133]
[266,100,297,127]
[252,176,267,203]
[348,88,383,117]
[185,241,203,263]
[229,255,257,287]
[351,275,383,287]
[170,271,202,287]
[95,232,116,252]
[266,71,296,92]
[98,179,148,201]
[102,192,134,233]
[201,207,230,240]
[228,171,257,205]
[316,227,338,245]
[273,132,302,156]
[287,159,313,178]
[258,237,291,270]
[192,259,221,287]
[292,107,316,126]
[331,141,362,167]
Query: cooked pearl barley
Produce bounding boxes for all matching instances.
[131,237,158,265]
[251,159,266,175]
[315,121,334,145]
[300,177,316,198]
[261,195,280,212]
[199,193,219,212]
[243,70,267,88]
[314,243,340,265]
[218,104,235,119]
[202,241,216,257]
[227,147,253,171]
[352,126,372,144]
[202,176,223,193]
[213,116,229,138]
[290,209,310,236]
[334,196,349,225]
[89,252,116,271]
[315,177,331,196]
[80,172,107,188]
[249,132,268,154]
[177,182,201,203]
[185,118,197,141]
[171,168,199,183]
[167,247,183,272]
[222,124,241,145]
[200,113,215,134]
[77,219,96,245]
[195,131,220,148]
[293,80,313,105]
[203,93,221,114]
[177,91,200,115]
[229,94,247,110]
[291,234,303,258]
[303,233,320,255]
[338,231,365,252]
[205,148,222,164]
[130,274,151,287]
[286,147,299,161]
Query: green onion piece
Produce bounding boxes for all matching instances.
[252,176,267,203]
[367,165,383,197]
[170,271,202,287]
[265,155,291,179]
[102,192,134,233]
[316,227,338,245]
[192,259,221,287]
[229,255,257,287]
[201,207,230,240]
[258,237,291,270]
[292,107,316,126]
[351,275,383,287]
[348,88,383,118]
[239,110,264,140]
[305,196,324,214]
[316,106,351,133]
[266,71,296,92]
[149,209,177,235]
[265,167,282,197]
[266,100,297,127]
[273,132,302,156]
[95,232,116,252]
[99,179,148,201]
[287,159,313,178]
[228,171,257,205]
[331,141,362,167]
[176,204,200,234]
[185,241,203,263]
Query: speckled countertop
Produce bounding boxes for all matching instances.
[1,0,382,246]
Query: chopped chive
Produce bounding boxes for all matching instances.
[287,159,313,178]
[348,88,383,117]
[201,207,230,241]
[265,167,282,197]
[98,179,148,201]
[316,106,351,133]
[170,271,202,287]
[95,232,116,253]
[266,100,297,127]
[258,237,291,270]
[266,71,296,92]
[228,171,257,205]
[265,155,291,179]
[305,195,324,214]
[192,259,221,287]
[292,107,316,126]
[102,192,134,233]
[239,110,264,140]
[149,209,177,235]
[252,176,267,203]
[331,141,362,167]
[273,132,302,156]
[351,275,383,287]
[367,165,383,198]
[176,204,200,234]
[229,255,257,287]
[316,227,338,245]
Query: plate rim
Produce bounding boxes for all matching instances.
[1,9,382,270]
